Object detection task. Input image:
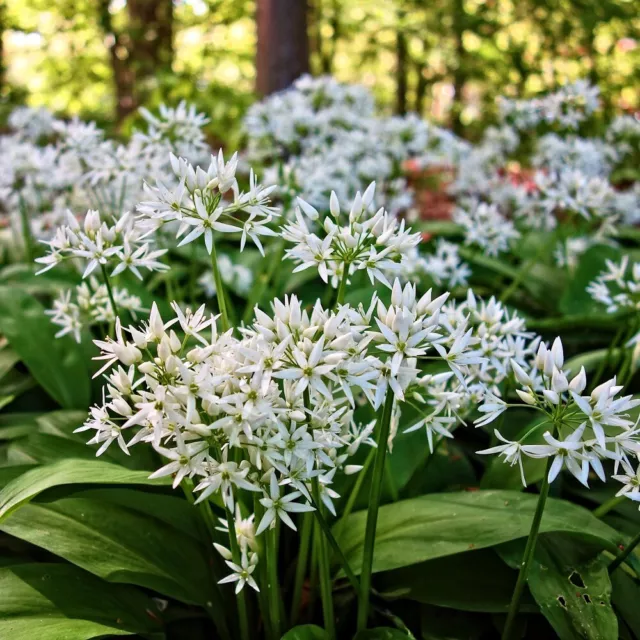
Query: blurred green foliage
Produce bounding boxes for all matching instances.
[1,0,639,144]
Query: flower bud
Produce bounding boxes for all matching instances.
[569,366,587,394]
[516,389,536,405]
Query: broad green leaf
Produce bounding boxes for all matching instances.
[0,458,169,521]
[31,409,156,470]
[499,535,617,640]
[559,244,622,316]
[0,347,19,380]
[281,625,329,640]
[335,491,621,576]
[0,287,90,409]
[0,489,216,606]
[0,465,35,489]
[377,549,537,613]
[611,570,640,638]
[0,562,164,640]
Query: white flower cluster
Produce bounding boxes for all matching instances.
[46,277,144,343]
[244,75,462,215]
[606,115,640,160]
[282,184,421,289]
[35,208,168,280]
[453,200,520,256]
[138,152,278,255]
[478,338,640,486]
[532,134,615,177]
[587,256,640,313]
[0,101,211,253]
[498,80,600,131]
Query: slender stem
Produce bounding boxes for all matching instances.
[336,448,376,538]
[209,238,230,332]
[253,496,272,638]
[501,456,553,640]
[225,508,251,640]
[609,529,640,574]
[181,482,232,640]
[594,494,626,519]
[357,391,395,631]
[309,494,360,591]
[592,325,625,387]
[334,266,349,308]
[312,478,336,639]
[100,263,119,319]
[266,525,282,638]
[290,511,313,626]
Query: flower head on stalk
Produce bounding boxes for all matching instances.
[282,184,421,289]
[35,209,167,279]
[477,336,640,486]
[138,152,279,255]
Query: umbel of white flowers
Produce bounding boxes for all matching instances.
[477,337,640,487]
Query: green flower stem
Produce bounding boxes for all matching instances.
[180,482,231,640]
[334,266,350,308]
[357,391,395,631]
[609,529,640,574]
[335,447,376,539]
[594,494,626,519]
[501,455,554,640]
[290,511,313,626]
[209,237,230,332]
[253,496,272,638]
[224,507,250,640]
[312,478,336,640]
[309,493,360,591]
[100,263,119,319]
[266,524,282,639]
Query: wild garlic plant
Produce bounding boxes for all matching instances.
[8,80,639,640]
[283,183,421,301]
[475,336,640,638]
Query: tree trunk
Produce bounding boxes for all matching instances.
[98,0,173,125]
[451,0,466,135]
[256,0,310,96]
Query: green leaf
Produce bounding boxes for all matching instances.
[0,458,169,521]
[0,466,35,489]
[0,562,164,640]
[353,629,411,639]
[335,491,621,576]
[377,549,537,613]
[0,347,19,380]
[0,287,90,409]
[499,535,617,640]
[559,244,622,316]
[281,625,329,639]
[611,570,640,638]
[0,488,216,606]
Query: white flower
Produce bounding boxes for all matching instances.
[477,430,549,486]
[256,473,314,534]
[218,548,260,594]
